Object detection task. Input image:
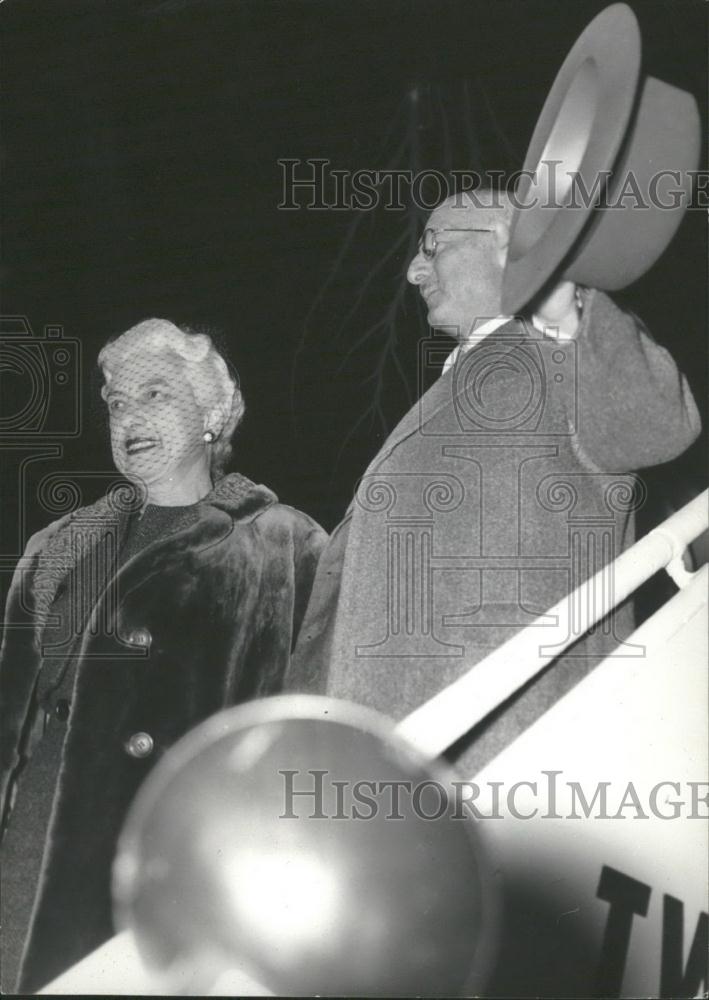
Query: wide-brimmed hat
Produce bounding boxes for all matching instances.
[501,3,701,315]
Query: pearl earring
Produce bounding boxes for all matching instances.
[203,430,215,443]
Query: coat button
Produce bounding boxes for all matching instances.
[125,732,154,758]
[54,698,71,722]
[127,628,151,648]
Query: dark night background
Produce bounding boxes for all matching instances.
[1,0,706,563]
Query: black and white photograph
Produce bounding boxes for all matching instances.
[1,0,707,995]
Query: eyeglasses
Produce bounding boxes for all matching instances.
[420,226,494,260]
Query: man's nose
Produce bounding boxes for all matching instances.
[407,249,431,286]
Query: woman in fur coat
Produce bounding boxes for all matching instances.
[0,319,326,992]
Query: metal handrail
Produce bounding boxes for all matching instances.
[396,490,708,759]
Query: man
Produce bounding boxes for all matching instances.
[287,189,700,774]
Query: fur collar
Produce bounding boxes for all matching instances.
[30,473,276,634]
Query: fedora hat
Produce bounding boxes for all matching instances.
[501,3,701,315]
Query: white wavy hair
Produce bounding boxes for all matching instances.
[99,318,245,479]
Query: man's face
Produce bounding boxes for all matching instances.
[105,350,207,488]
[407,198,508,338]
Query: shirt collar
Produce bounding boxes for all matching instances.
[442,315,511,374]
[441,309,573,376]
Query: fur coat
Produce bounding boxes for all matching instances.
[0,472,326,991]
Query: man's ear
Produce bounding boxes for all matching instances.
[493,219,510,269]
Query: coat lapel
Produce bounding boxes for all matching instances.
[361,318,529,475]
[31,473,276,635]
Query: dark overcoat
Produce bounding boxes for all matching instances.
[0,473,326,991]
[287,291,700,771]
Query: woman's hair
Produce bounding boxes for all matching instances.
[98,318,245,480]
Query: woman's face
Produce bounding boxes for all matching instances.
[104,349,209,488]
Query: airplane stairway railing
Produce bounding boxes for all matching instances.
[396,490,708,758]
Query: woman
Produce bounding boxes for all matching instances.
[0,318,326,992]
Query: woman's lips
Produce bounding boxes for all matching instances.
[125,438,158,455]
